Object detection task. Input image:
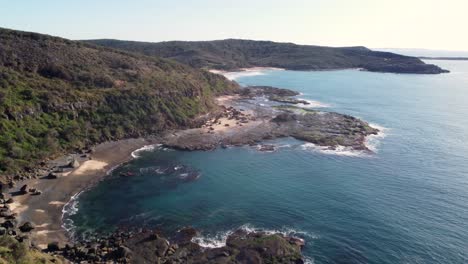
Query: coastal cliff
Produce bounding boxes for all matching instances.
[84,39,449,74]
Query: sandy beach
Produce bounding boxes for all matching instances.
[10,95,254,249]
[209,67,284,80]
[12,138,158,249]
[10,94,255,249]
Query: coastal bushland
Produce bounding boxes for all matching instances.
[0,28,238,178]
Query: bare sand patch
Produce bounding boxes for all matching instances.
[37,230,56,235]
[10,201,28,214]
[49,201,66,206]
[209,117,240,132]
[73,160,108,175]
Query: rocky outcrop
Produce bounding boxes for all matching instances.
[57,228,305,263]
[241,86,300,97]
[19,222,35,233]
[163,86,378,152]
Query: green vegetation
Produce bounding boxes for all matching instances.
[0,28,238,178]
[84,39,448,74]
[0,236,63,264]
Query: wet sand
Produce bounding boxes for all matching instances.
[12,138,157,249]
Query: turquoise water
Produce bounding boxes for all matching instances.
[69,61,468,263]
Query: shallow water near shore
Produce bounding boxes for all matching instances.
[68,60,468,263]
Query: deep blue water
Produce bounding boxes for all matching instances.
[69,60,468,264]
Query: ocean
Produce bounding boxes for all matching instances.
[66,60,468,263]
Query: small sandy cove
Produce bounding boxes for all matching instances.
[11,138,156,249]
[10,95,251,249]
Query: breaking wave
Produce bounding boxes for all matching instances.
[61,190,85,237]
[301,143,368,157]
[365,123,388,153]
[301,123,388,157]
[192,224,317,249]
[296,99,330,108]
[131,144,161,158]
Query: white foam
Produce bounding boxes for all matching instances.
[301,123,388,157]
[61,190,85,234]
[106,164,121,175]
[192,224,316,249]
[296,99,330,108]
[365,123,388,153]
[301,143,367,157]
[131,144,161,158]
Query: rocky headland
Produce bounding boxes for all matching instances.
[85,39,449,74]
[162,86,379,152]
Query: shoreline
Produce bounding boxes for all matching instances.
[209,67,367,81]
[12,138,159,249]
[12,84,382,252]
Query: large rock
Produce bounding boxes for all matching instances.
[1,220,16,229]
[47,242,60,252]
[19,222,35,232]
[114,245,132,259]
[69,158,80,168]
[19,184,28,194]
[272,113,296,122]
[154,237,170,257]
[48,172,59,179]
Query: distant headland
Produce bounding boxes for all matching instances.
[84,39,449,74]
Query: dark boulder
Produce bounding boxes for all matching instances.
[19,184,28,194]
[272,113,296,122]
[174,227,199,245]
[258,144,276,152]
[48,172,59,179]
[114,245,132,259]
[2,220,16,229]
[47,242,60,252]
[19,222,35,232]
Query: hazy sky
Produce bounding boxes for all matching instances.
[1,0,466,50]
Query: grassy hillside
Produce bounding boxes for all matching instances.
[0,28,238,178]
[85,39,448,74]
